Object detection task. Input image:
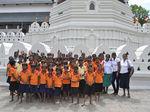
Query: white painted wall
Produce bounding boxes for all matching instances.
[0,0,150,72]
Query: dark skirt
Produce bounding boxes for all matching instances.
[94,83,103,93]
[54,87,62,96]
[63,84,70,93]
[79,79,86,95]
[119,73,130,89]
[46,88,54,95]
[85,84,94,96]
[9,81,19,92]
[71,87,79,95]
[39,84,46,93]
[19,84,30,93]
[30,85,38,93]
[7,76,11,84]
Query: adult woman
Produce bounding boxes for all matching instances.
[103,54,113,94]
[119,53,134,98]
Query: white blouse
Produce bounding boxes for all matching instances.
[78,66,86,79]
[104,60,113,74]
[120,59,133,74]
[111,57,120,72]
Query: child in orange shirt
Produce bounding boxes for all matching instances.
[18,63,30,103]
[70,66,80,104]
[94,59,104,101]
[82,64,95,106]
[53,67,63,104]
[27,56,34,71]
[92,54,97,72]
[62,65,71,100]
[6,63,11,84]
[9,60,19,102]
[29,63,40,102]
[46,67,54,102]
[39,63,47,102]
[7,56,15,96]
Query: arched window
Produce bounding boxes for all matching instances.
[89,2,95,10]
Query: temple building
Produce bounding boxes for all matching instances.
[0,0,150,73]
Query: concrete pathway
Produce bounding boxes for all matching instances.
[0,87,150,112]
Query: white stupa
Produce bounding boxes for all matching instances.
[27,0,150,72]
[46,0,136,54]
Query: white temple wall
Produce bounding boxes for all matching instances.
[21,0,150,72]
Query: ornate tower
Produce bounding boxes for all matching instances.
[50,0,134,29]
[48,0,136,54]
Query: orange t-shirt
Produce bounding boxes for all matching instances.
[85,72,95,86]
[27,64,31,71]
[19,70,30,84]
[53,74,63,88]
[92,61,97,72]
[10,67,18,82]
[95,71,103,83]
[71,73,80,88]
[46,73,53,88]
[62,71,71,84]
[30,71,39,85]
[39,71,47,84]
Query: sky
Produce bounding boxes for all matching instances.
[129,0,150,11]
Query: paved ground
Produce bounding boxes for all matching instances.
[0,86,150,112]
[1,69,150,112]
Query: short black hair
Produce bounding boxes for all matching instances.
[9,60,16,66]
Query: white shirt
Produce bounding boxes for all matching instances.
[78,66,86,79]
[120,59,133,74]
[104,60,113,74]
[111,57,120,72]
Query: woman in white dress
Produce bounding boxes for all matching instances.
[119,53,134,98]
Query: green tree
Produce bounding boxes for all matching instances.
[130,4,149,26]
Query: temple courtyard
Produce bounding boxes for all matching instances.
[0,75,150,112]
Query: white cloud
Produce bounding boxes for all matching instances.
[129,0,150,5]
[129,0,150,10]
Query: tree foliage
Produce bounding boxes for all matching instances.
[130,4,149,26]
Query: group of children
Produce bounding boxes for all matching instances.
[6,51,117,105]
